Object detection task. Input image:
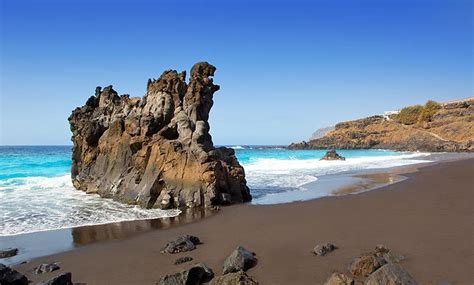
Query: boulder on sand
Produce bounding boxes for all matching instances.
[210,270,258,285]
[323,271,354,285]
[39,272,73,285]
[0,263,28,285]
[0,248,18,259]
[159,263,214,285]
[365,263,417,285]
[313,243,338,256]
[162,235,201,254]
[34,262,60,274]
[350,255,387,277]
[223,246,258,274]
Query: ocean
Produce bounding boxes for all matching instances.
[0,145,432,236]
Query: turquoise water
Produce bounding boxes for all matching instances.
[0,146,431,236]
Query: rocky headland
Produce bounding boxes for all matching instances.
[69,62,251,209]
[289,98,474,152]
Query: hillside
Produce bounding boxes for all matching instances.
[289,98,474,152]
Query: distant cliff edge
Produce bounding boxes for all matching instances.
[69,62,251,209]
[289,98,474,152]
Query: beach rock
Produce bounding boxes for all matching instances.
[350,255,387,277]
[34,263,60,274]
[223,246,258,274]
[174,256,193,265]
[0,248,18,259]
[365,263,417,285]
[320,150,346,161]
[323,272,354,285]
[210,271,258,285]
[38,272,73,285]
[0,263,28,285]
[162,235,201,254]
[158,263,214,285]
[313,243,338,256]
[69,62,251,209]
[373,245,404,263]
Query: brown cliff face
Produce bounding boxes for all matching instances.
[289,99,474,152]
[69,62,251,209]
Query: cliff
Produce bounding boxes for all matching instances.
[69,62,251,209]
[289,98,474,152]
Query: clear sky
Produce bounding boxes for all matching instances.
[1,0,472,145]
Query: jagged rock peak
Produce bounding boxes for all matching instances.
[68,62,251,209]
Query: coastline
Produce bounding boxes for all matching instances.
[6,156,474,284]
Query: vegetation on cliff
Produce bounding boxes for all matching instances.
[289,98,474,152]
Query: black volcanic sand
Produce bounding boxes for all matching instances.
[11,158,474,284]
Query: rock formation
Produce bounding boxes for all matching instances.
[320,150,345,161]
[69,62,251,209]
[289,98,474,152]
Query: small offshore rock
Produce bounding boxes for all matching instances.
[210,270,258,285]
[174,256,193,265]
[162,235,201,254]
[223,246,258,274]
[34,263,60,274]
[0,248,18,259]
[365,263,417,285]
[313,243,338,256]
[39,272,73,285]
[159,263,214,285]
[324,272,354,285]
[0,263,28,285]
[321,150,346,161]
[350,255,387,277]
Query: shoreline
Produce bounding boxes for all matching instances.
[5,156,474,284]
[1,152,472,265]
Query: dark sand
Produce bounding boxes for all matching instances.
[13,158,474,284]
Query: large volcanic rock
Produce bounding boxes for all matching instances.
[69,62,251,209]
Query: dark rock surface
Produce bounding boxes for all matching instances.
[350,255,387,277]
[174,256,193,265]
[158,263,214,285]
[323,272,354,285]
[365,263,417,285]
[223,246,258,274]
[69,62,251,209]
[0,263,28,285]
[0,248,18,259]
[162,235,201,254]
[313,243,338,256]
[38,272,73,285]
[210,271,259,285]
[34,263,60,274]
[320,150,346,161]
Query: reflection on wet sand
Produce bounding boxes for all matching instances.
[72,208,216,245]
[331,173,404,196]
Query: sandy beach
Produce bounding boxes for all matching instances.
[8,158,473,284]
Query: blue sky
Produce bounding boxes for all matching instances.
[1,0,472,145]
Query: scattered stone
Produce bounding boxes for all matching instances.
[324,272,354,285]
[38,272,73,285]
[223,246,258,274]
[210,270,258,285]
[34,263,60,274]
[174,256,193,265]
[162,235,201,254]
[321,150,346,161]
[0,263,28,285]
[350,255,387,277]
[0,248,18,259]
[158,263,214,285]
[313,243,338,256]
[373,245,404,264]
[365,263,417,285]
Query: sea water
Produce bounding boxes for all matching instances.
[0,146,431,236]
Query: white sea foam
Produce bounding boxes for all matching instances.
[0,175,181,236]
[242,152,431,204]
[230,145,245,149]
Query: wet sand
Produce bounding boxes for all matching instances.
[11,158,474,284]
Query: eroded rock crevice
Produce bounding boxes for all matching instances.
[69,62,251,209]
